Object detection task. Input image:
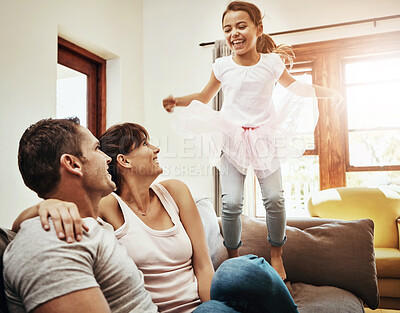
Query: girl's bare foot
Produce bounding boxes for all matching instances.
[227,248,240,258]
[271,246,287,280]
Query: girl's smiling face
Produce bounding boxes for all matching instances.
[223,10,263,56]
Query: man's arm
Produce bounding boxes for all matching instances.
[33,287,110,313]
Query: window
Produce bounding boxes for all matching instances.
[57,65,88,126]
[345,55,400,169]
[344,54,400,186]
[290,31,400,190]
[57,37,106,137]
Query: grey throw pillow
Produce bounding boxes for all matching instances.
[195,197,227,269]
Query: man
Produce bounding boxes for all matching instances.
[3,118,158,313]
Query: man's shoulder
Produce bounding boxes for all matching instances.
[3,216,109,290]
[4,217,107,264]
[6,217,51,250]
[3,219,53,272]
[2,217,112,313]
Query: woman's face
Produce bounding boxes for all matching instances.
[125,138,162,177]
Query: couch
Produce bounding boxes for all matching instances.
[196,197,379,313]
[308,187,400,310]
[1,198,379,313]
[0,229,14,313]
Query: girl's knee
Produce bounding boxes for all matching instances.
[263,190,284,210]
[221,194,243,215]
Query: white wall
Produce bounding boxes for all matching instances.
[0,0,143,228]
[143,0,228,200]
[143,0,400,201]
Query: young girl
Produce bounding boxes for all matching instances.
[163,1,342,280]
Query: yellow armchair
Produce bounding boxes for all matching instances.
[308,187,400,310]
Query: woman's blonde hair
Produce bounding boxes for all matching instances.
[223,1,294,66]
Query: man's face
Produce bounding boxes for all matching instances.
[78,126,116,197]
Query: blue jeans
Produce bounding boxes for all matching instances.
[193,255,299,313]
[220,155,287,249]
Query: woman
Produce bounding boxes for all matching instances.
[13,122,298,313]
[98,122,213,312]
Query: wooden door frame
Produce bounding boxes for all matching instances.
[58,37,106,138]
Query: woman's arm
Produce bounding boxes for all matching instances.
[12,204,41,232]
[12,199,88,242]
[160,179,214,302]
[163,72,221,112]
[13,194,121,242]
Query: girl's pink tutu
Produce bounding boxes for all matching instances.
[172,82,318,178]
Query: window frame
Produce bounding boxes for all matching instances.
[290,30,400,189]
[342,53,400,172]
[288,62,319,156]
[58,37,106,137]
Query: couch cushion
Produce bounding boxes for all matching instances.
[240,216,379,309]
[375,247,400,278]
[1,228,15,313]
[195,197,228,269]
[378,278,400,298]
[286,282,364,313]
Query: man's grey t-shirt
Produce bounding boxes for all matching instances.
[3,217,158,313]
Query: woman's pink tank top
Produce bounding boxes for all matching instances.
[113,183,201,313]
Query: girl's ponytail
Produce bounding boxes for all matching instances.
[257,34,295,68]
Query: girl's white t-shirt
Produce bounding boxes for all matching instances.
[212,53,285,127]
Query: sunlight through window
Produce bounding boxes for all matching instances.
[345,55,400,186]
[56,64,87,127]
[345,56,400,168]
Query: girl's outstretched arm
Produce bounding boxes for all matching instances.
[277,68,296,88]
[278,68,344,114]
[163,72,221,112]
[160,179,214,302]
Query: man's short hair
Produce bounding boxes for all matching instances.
[18,117,83,198]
